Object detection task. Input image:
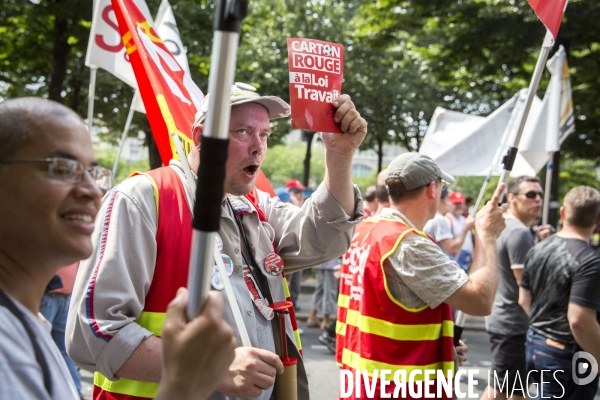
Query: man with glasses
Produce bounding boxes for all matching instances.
[337,152,507,398]
[480,176,546,400]
[0,97,236,400]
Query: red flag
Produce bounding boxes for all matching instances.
[528,0,567,39]
[111,0,278,194]
[111,0,203,165]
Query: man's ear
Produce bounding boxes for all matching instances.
[426,182,437,199]
[192,124,203,148]
[559,206,565,221]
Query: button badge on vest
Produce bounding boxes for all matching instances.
[215,233,224,252]
[264,252,284,276]
[211,266,224,290]
[221,254,233,276]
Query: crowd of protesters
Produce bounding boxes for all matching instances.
[1,93,599,400]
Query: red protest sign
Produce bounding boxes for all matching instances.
[287,38,344,133]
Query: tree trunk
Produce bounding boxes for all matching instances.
[377,136,384,172]
[302,131,315,187]
[69,57,84,112]
[144,118,163,169]
[48,5,69,102]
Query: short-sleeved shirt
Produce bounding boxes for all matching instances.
[521,235,600,345]
[485,215,535,335]
[0,295,79,400]
[446,213,474,254]
[381,208,468,309]
[424,212,454,254]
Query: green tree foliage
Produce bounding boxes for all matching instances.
[558,156,600,204]
[260,142,325,189]
[1,0,599,176]
[355,0,600,160]
[95,146,150,184]
[449,176,500,210]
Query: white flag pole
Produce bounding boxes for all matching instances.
[170,132,251,346]
[87,67,97,134]
[112,91,139,177]
[456,29,555,347]
[497,29,555,187]
[471,90,528,216]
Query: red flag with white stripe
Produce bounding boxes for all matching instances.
[528,0,568,39]
[111,0,203,165]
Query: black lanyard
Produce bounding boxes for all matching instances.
[226,199,274,305]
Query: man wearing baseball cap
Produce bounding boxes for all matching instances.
[337,152,507,399]
[445,191,476,272]
[285,178,306,208]
[69,82,367,400]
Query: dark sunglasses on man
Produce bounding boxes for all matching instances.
[513,191,544,199]
[0,157,112,191]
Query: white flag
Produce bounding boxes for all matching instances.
[419,90,544,177]
[131,0,191,113]
[86,0,153,88]
[520,45,575,164]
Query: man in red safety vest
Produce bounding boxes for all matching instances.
[337,152,507,399]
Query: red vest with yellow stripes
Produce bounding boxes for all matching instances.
[336,218,455,400]
[93,167,192,399]
[93,167,302,399]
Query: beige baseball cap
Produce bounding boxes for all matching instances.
[192,82,290,128]
[386,152,455,190]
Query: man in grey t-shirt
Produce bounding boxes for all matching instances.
[424,186,453,248]
[481,176,543,400]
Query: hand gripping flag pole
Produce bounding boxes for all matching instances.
[454,28,558,347]
[187,0,248,319]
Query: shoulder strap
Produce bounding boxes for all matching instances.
[0,290,52,395]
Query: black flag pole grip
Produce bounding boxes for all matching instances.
[454,326,463,347]
[192,137,229,231]
[501,147,518,173]
[187,0,248,319]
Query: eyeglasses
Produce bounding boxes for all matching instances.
[513,191,544,199]
[427,178,443,187]
[0,158,112,190]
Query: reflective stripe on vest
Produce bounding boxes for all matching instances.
[94,371,159,399]
[341,348,454,380]
[336,217,455,396]
[339,308,453,341]
[93,310,164,398]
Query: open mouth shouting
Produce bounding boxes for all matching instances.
[243,164,260,179]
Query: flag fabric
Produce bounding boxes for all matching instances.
[555,49,575,143]
[155,0,190,74]
[110,0,276,196]
[520,45,574,161]
[111,0,203,165]
[527,0,567,39]
[86,0,153,88]
[419,91,544,177]
[131,0,190,113]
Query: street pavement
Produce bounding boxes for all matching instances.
[78,287,600,399]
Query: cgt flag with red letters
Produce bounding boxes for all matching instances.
[528,0,568,39]
[111,0,277,194]
[111,0,203,165]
